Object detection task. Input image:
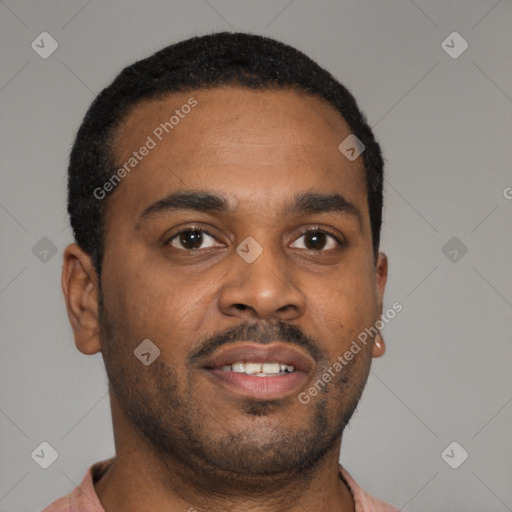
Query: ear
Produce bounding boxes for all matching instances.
[372,251,388,358]
[61,243,102,355]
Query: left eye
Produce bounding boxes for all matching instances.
[290,229,341,251]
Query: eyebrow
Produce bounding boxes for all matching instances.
[138,190,363,226]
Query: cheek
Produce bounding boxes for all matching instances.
[101,263,189,340]
[308,265,379,353]
[103,260,219,370]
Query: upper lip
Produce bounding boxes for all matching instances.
[201,342,316,374]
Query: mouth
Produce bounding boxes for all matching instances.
[216,361,296,376]
[201,342,315,400]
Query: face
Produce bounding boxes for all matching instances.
[65,87,387,479]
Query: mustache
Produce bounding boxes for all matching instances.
[188,320,325,365]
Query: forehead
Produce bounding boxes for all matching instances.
[107,87,367,219]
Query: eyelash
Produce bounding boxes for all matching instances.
[165,225,344,251]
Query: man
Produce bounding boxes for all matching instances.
[45,32,399,511]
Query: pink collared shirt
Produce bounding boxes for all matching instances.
[42,458,399,512]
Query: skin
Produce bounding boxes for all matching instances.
[62,87,388,512]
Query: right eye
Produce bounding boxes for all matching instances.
[166,228,223,251]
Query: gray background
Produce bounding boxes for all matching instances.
[1,1,511,510]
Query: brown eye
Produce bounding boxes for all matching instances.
[291,229,341,251]
[306,231,328,250]
[168,229,218,250]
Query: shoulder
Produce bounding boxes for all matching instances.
[41,458,114,512]
[340,465,401,512]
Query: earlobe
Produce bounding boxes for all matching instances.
[61,244,102,355]
[372,332,386,358]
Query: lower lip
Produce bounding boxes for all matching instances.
[205,369,309,400]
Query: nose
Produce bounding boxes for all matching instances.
[218,242,306,322]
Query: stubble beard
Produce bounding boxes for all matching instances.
[98,298,371,488]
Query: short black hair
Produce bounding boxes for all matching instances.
[68,32,384,274]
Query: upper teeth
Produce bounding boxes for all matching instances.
[220,362,295,375]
